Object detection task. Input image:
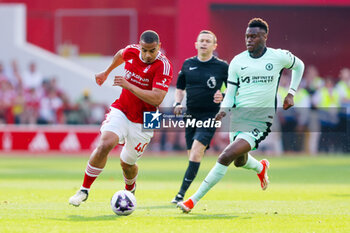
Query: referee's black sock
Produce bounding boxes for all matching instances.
[178,161,200,197]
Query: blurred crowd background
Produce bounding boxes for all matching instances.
[0,0,349,155]
[0,60,107,125]
[1,59,349,154]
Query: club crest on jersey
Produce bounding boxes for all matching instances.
[143,65,151,73]
[265,63,273,71]
[125,73,132,80]
[207,76,216,88]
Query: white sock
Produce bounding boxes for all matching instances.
[191,162,228,204]
[242,154,263,173]
[124,174,138,185]
[80,186,90,192]
[85,162,103,177]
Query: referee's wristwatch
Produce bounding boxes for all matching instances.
[173,102,182,107]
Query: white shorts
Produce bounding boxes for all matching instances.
[100,107,153,165]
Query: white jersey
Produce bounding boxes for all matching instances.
[228,47,296,109]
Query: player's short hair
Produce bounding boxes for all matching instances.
[248,18,269,34]
[140,30,159,44]
[198,30,217,44]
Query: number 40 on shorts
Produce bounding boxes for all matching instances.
[134,142,148,153]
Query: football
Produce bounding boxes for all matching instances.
[110,190,137,216]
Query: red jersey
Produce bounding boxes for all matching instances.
[111,44,173,123]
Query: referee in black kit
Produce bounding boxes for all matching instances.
[171,30,228,204]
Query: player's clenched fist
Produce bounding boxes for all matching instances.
[95,72,108,86]
[113,76,130,89]
[283,93,294,110]
[215,110,226,121]
[213,90,223,103]
[174,105,183,116]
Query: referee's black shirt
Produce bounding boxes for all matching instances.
[176,56,228,116]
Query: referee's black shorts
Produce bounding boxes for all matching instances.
[184,112,217,150]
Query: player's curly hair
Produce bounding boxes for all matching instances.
[248,18,269,34]
[140,30,159,44]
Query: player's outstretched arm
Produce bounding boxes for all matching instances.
[95,49,125,86]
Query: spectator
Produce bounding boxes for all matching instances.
[49,76,71,122]
[0,61,8,82]
[74,89,107,125]
[22,87,40,124]
[22,62,43,90]
[37,88,64,124]
[0,79,16,123]
[76,89,94,124]
[11,87,25,124]
[303,65,324,96]
[5,60,23,89]
[335,67,350,152]
[313,78,340,152]
[293,80,311,152]
[302,65,324,154]
[278,74,298,152]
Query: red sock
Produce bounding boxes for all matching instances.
[125,183,135,191]
[82,163,103,189]
[124,174,137,191]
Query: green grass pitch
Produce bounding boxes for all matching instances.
[1,153,350,233]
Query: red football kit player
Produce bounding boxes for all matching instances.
[111,43,172,123]
[69,30,173,206]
